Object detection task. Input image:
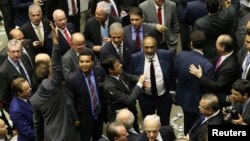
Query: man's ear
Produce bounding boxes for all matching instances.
[108,68,113,74]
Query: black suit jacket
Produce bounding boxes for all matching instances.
[199,54,239,104]
[0,56,33,111]
[99,40,135,72]
[237,48,250,80]
[84,16,121,48]
[136,126,176,141]
[66,66,106,140]
[20,19,52,54]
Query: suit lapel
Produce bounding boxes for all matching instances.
[163,1,169,26]
[28,22,40,41]
[149,0,158,22]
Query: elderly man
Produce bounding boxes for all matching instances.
[84,1,120,54]
[137,114,176,141]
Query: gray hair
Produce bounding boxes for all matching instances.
[143,114,161,127]
[96,1,111,16]
[116,109,135,130]
[109,22,124,34]
[7,39,22,51]
[29,4,42,15]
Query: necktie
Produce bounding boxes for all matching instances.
[150,60,157,96]
[215,56,222,71]
[117,45,123,63]
[17,62,29,82]
[136,30,141,51]
[64,29,72,47]
[35,26,43,43]
[87,75,100,118]
[157,7,162,24]
[71,0,77,15]
[110,4,118,17]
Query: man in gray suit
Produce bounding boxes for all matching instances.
[139,0,179,52]
[30,23,81,141]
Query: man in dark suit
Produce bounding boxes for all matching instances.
[0,39,34,112]
[193,0,239,61]
[130,36,175,126]
[188,93,224,141]
[84,1,121,55]
[174,30,214,134]
[100,22,135,72]
[66,49,106,141]
[227,79,250,125]
[46,0,80,31]
[137,114,176,141]
[106,122,129,141]
[30,23,81,141]
[237,29,250,80]
[0,0,15,39]
[10,77,35,141]
[116,109,139,141]
[102,55,147,132]
[20,4,51,55]
[189,34,240,106]
[123,7,162,52]
[46,9,75,56]
[139,0,179,52]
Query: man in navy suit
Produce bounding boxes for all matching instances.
[174,30,214,134]
[84,1,121,55]
[137,114,176,141]
[188,93,224,141]
[46,9,75,56]
[130,36,175,126]
[66,49,106,141]
[10,77,35,141]
[100,22,135,72]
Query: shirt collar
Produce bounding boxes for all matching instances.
[132,25,143,33]
[31,21,43,28]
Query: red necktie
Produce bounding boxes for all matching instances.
[157,7,162,24]
[136,30,141,51]
[64,29,72,47]
[110,4,118,17]
[71,0,77,15]
[215,57,222,71]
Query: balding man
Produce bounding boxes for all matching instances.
[116,109,139,141]
[137,114,176,141]
[46,9,75,56]
[190,34,240,106]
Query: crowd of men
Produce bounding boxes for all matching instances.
[0,0,250,141]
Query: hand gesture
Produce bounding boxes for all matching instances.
[189,64,203,78]
[50,22,58,45]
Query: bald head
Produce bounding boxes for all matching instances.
[35,53,51,64]
[116,109,134,130]
[71,33,85,53]
[9,29,25,41]
[53,9,67,29]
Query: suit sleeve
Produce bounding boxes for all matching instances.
[33,110,44,141]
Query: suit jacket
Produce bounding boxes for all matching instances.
[9,96,35,141]
[20,19,52,54]
[123,23,162,51]
[128,131,139,141]
[237,47,250,80]
[46,23,75,56]
[136,126,176,141]
[66,65,106,141]
[62,48,79,79]
[103,72,143,121]
[199,54,239,104]
[12,0,33,26]
[188,112,224,141]
[99,40,135,72]
[84,16,121,48]
[130,49,175,92]
[0,55,33,111]
[175,50,214,114]
[30,45,81,141]
[139,0,179,50]
[193,0,239,60]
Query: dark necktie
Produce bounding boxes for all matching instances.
[157,7,162,24]
[87,75,100,118]
[136,30,141,51]
[17,62,29,82]
[150,60,157,96]
[71,0,77,15]
[119,77,130,92]
[215,56,222,71]
[64,29,72,47]
[117,45,123,63]
[110,4,118,17]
